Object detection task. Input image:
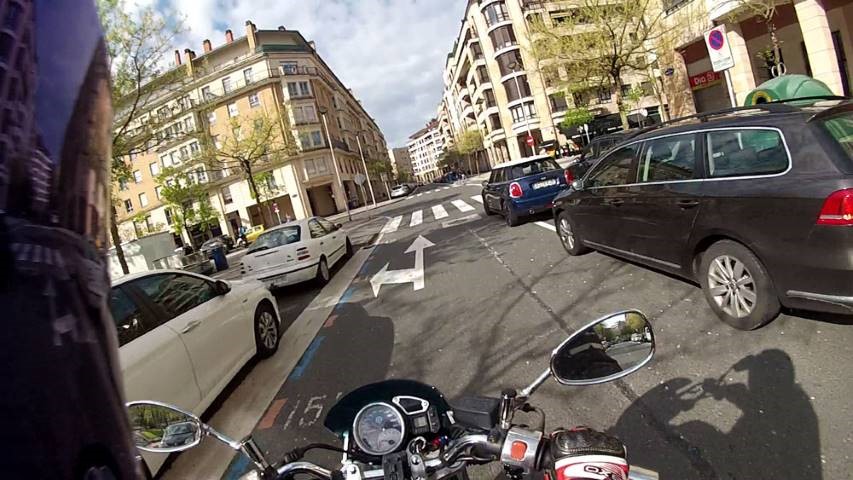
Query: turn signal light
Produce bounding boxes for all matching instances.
[509,182,523,199]
[817,189,853,226]
[510,441,528,461]
[564,169,574,185]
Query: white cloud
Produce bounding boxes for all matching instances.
[160,0,463,147]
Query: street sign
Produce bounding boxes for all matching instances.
[525,134,534,147]
[354,173,366,185]
[704,26,735,72]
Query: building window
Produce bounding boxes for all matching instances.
[488,25,517,52]
[496,49,524,77]
[178,146,188,160]
[195,167,207,183]
[189,141,200,155]
[311,130,323,147]
[208,110,216,124]
[183,117,194,132]
[222,186,233,204]
[471,42,483,60]
[227,102,238,117]
[138,192,149,208]
[597,88,612,103]
[483,2,510,27]
[503,75,531,102]
[149,162,160,177]
[510,101,536,123]
[249,93,260,107]
[119,178,128,191]
[202,86,213,101]
[484,89,497,108]
[549,93,568,112]
[288,81,311,97]
[124,199,134,213]
[477,66,489,85]
[620,83,633,97]
[299,132,311,148]
[133,170,143,183]
[222,76,232,93]
[164,208,173,225]
[489,113,502,131]
[280,61,298,74]
[293,104,317,124]
[155,186,163,199]
[243,68,253,85]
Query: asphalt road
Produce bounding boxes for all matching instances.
[179,182,851,480]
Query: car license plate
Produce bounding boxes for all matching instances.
[532,179,557,189]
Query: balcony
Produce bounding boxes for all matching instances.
[280,65,320,76]
[197,69,277,107]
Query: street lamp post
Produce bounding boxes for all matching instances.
[508,61,535,156]
[319,108,351,221]
[355,134,377,207]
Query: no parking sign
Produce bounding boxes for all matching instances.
[705,25,735,72]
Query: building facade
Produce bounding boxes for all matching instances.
[388,147,414,181]
[439,0,662,166]
[406,121,445,182]
[665,0,852,113]
[113,22,390,248]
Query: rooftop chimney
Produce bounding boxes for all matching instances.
[245,20,257,52]
[308,40,316,50]
[174,49,181,66]
[189,50,197,60]
[277,25,286,31]
[225,29,234,43]
[183,48,195,77]
[203,39,212,53]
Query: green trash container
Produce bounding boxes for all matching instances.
[743,74,836,105]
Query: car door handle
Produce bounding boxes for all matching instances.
[677,200,700,209]
[606,199,624,206]
[181,319,202,334]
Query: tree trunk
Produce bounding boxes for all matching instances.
[109,206,129,275]
[244,164,269,226]
[613,76,630,131]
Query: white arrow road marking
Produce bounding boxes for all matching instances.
[370,235,435,297]
[471,195,483,204]
[410,210,423,227]
[432,204,448,220]
[535,221,557,232]
[381,216,403,234]
[451,200,475,213]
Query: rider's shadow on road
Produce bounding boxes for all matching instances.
[609,349,821,480]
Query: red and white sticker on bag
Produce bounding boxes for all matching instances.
[555,455,629,480]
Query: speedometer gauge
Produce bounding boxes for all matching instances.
[353,402,405,456]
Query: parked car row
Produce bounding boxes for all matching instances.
[481,98,853,331]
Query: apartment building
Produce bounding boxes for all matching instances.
[388,147,414,181]
[439,0,662,166]
[406,121,445,182]
[113,21,389,247]
[664,0,851,113]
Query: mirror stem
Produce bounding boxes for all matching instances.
[499,389,517,429]
[519,368,551,399]
[241,437,275,476]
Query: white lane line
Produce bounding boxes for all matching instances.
[441,213,481,228]
[431,204,449,220]
[410,210,423,227]
[535,221,557,232]
[442,187,450,191]
[471,195,483,204]
[416,193,423,197]
[381,215,403,234]
[451,199,475,213]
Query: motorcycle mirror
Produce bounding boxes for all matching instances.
[127,401,203,453]
[551,310,654,385]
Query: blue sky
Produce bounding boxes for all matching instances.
[151,0,465,147]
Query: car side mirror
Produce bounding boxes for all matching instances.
[334,223,342,230]
[127,402,203,453]
[214,280,231,295]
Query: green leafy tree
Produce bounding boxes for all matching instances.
[156,167,207,249]
[560,106,595,130]
[457,130,485,174]
[98,0,184,273]
[201,111,295,225]
[438,144,465,170]
[529,0,671,130]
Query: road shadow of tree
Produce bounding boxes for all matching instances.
[608,349,821,480]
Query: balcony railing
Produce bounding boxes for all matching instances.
[485,12,511,27]
[198,70,276,105]
[280,65,321,76]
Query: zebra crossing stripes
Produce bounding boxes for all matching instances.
[451,199,475,213]
[471,196,483,204]
[432,204,449,220]
[410,210,423,227]
[381,215,403,234]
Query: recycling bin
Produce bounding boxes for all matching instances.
[210,246,229,272]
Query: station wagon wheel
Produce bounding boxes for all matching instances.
[698,240,780,330]
[315,256,330,285]
[556,211,589,256]
[254,303,280,358]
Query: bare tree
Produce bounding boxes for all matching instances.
[98,0,184,273]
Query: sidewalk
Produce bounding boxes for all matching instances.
[325,196,403,224]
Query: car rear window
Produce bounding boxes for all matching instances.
[705,129,788,178]
[821,113,853,162]
[508,158,561,180]
[248,226,301,253]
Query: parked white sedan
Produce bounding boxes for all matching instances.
[240,217,353,288]
[109,270,281,476]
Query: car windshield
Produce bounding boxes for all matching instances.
[509,158,561,180]
[248,226,301,253]
[822,113,853,163]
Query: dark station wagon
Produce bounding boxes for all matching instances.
[552,99,853,330]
